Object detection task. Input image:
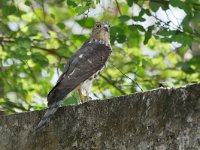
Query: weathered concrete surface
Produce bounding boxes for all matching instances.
[0,83,200,150]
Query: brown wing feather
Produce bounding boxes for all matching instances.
[47,41,111,106]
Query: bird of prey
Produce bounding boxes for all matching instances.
[35,21,112,132]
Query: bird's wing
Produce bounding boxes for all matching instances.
[47,41,111,106]
[55,40,90,84]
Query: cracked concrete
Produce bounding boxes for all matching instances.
[0,83,200,150]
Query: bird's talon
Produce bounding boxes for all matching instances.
[83,96,92,102]
[88,96,92,101]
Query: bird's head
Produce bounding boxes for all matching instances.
[91,22,110,43]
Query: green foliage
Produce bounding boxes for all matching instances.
[0,0,199,113]
[66,0,77,7]
[144,25,154,45]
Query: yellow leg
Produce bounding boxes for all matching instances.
[86,91,89,101]
[78,88,83,103]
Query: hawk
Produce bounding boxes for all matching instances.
[35,22,112,132]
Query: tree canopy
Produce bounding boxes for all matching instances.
[0,0,200,113]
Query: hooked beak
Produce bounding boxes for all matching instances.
[103,25,109,32]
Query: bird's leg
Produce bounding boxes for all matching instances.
[86,91,89,101]
[78,88,84,103]
[86,90,92,101]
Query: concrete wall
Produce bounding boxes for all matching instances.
[0,83,200,150]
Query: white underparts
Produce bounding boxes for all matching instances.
[80,79,93,96]
[89,38,111,48]
[79,66,105,97]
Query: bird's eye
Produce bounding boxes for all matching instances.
[96,24,101,28]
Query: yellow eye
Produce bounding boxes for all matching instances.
[96,24,101,28]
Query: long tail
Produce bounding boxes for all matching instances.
[35,102,59,132]
[35,87,72,132]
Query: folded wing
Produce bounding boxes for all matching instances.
[47,41,111,106]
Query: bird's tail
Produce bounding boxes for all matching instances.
[35,102,59,133]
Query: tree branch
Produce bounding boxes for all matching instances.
[100,74,126,95]
[31,46,69,59]
[115,0,122,15]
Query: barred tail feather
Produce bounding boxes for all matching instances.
[35,102,59,132]
[35,88,72,133]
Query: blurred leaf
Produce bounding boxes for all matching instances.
[16,38,31,49]
[156,29,176,36]
[171,33,193,46]
[139,8,151,16]
[110,26,124,34]
[181,15,193,33]
[126,0,134,6]
[32,52,49,67]
[117,34,126,43]
[96,0,100,4]
[144,25,154,44]
[134,25,145,32]
[190,56,200,70]
[25,1,32,6]
[110,25,126,44]
[177,46,188,57]
[170,0,190,12]
[56,22,65,30]
[176,62,195,74]
[72,34,88,42]
[15,48,30,60]
[149,1,161,12]
[132,16,146,22]
[34,9,45,19]
[150,0,169,11]
[76,18,95,28]
[66,0,77,7]
[62,94,78,106]
[119,15,130,22]
[75,6,88,15]
[2,5,17,16]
